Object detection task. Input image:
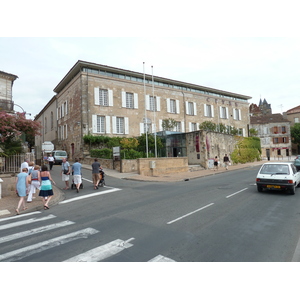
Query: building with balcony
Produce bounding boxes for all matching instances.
[0,70,18,113]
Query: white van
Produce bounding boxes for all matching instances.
[52,150,68,165]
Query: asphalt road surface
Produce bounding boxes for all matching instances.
[1,164,300,262]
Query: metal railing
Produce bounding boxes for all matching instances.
[0,153,35,174]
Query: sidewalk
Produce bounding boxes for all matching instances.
[0,157,292,218]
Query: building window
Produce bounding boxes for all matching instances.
[149,96,157,111]
[96,116,105,133]
[295,117,299,123]
[175,122,181,132]
[126,92,134,109]
[220,107,228,119]
[204,104,214,117]
[50,112,53,130]
[281,126,286,134]
[116,117,124,134]
[191,122,198,131]
[170,99,176,114]
[233,108,241,120]
[99,89,108,106]
[274,138,279,143]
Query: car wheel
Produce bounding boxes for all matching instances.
[290,185,296,195]
[257,186,263,193]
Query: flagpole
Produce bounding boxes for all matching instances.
[152,65,157,158]
[143,62,149,158]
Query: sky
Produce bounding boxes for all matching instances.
[2,0,300,121]
[1,36,300,119]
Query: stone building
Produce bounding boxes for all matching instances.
[283,105,300,154]
[250,114,291,159]
[35,60,252,161]
[0,70,18,113]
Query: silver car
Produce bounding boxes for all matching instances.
[256,162,300,195]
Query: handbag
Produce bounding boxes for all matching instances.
[28,174,32,184]
[63,169,69,175]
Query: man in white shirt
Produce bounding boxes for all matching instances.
[47,154,55,170]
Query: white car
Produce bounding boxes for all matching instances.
[256,162,300,195]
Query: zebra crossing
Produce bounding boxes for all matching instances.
[0,212,176,262]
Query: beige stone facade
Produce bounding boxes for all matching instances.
[250,114,292,159]
[283,105,300,155]
[0,71,18,113]
[35,60,251,161]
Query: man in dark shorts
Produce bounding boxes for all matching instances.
[92,158,101,189]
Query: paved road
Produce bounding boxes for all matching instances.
[1,165,300,262]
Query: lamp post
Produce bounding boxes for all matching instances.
[14,103,31,117]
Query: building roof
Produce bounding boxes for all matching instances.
[0,70,18,81]
[286,105,300,114]
[250,113,290,124]
[53,60,252,102]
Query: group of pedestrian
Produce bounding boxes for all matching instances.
[15,159,55,215]
[61,158,82,193]
[213,154,231,171]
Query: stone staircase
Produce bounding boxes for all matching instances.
[188,165,205,172]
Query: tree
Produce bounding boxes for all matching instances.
[199,121,217,131]
[249,128,258,137]
[161,118,178,131]
[0,112,42,155]
[291,123,300,149]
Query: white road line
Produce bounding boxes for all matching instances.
[0,228,99,262]
[226,188,248,199]
[148,255,176,262]
[167,203,215,225]
[0,211,41,223]
[60,188,122,204]
[0,214,56,231]
[0,220,75,244]
[64,238,135,262]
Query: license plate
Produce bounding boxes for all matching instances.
[267,185,281,189]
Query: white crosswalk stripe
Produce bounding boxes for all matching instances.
[0,214,56,230]
[0,214,176,262]
[0,227,99,262]
[64,238,135,262]
[0,220,75,244]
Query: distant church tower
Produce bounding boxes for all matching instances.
[258,98,272,115]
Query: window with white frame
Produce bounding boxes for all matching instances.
[92,115,111,134]
[170,99,176,113]
[175,122,181,132]
[112,116,129,134]
[233,108,241,121]
[205,104,213,117]
[149,96,157,111]
[220,106,228,119]
[94,88,113,106]
[126,92,134,108]
[295,117,299,123]
[190,122,198,131]
[187,102,194,115]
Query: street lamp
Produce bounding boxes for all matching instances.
[14,103,31,116]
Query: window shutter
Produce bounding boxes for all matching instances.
[233,108,236,120]
[204,104,207,117]
[219,106,223,118]
[112,116,117,134]
[193,102,197,115]
[166,98,170,113]
[181,121,184,132]
[106,116,111,134]
[176,100,180,114]
[94,88,99,105]
[239,109,241,121]
[189,122,192,132]
[159,119,163,131]
[108,89,113,106]
[92,115,97,133]
[226,107,229,119]
[185,101,189,115]
[211,105,214,117]
[124,117,129,134]
[140,123,144,135]
[121,91,126,107]
[146,95,150,110]
[156,97,161,111]
[134,93,138,109]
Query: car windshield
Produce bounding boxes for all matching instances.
[55,152,67,156]
[260,164,290,175]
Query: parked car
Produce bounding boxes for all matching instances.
[256,162,300,195]
[52,150,68,165]
[294,155,300,171]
